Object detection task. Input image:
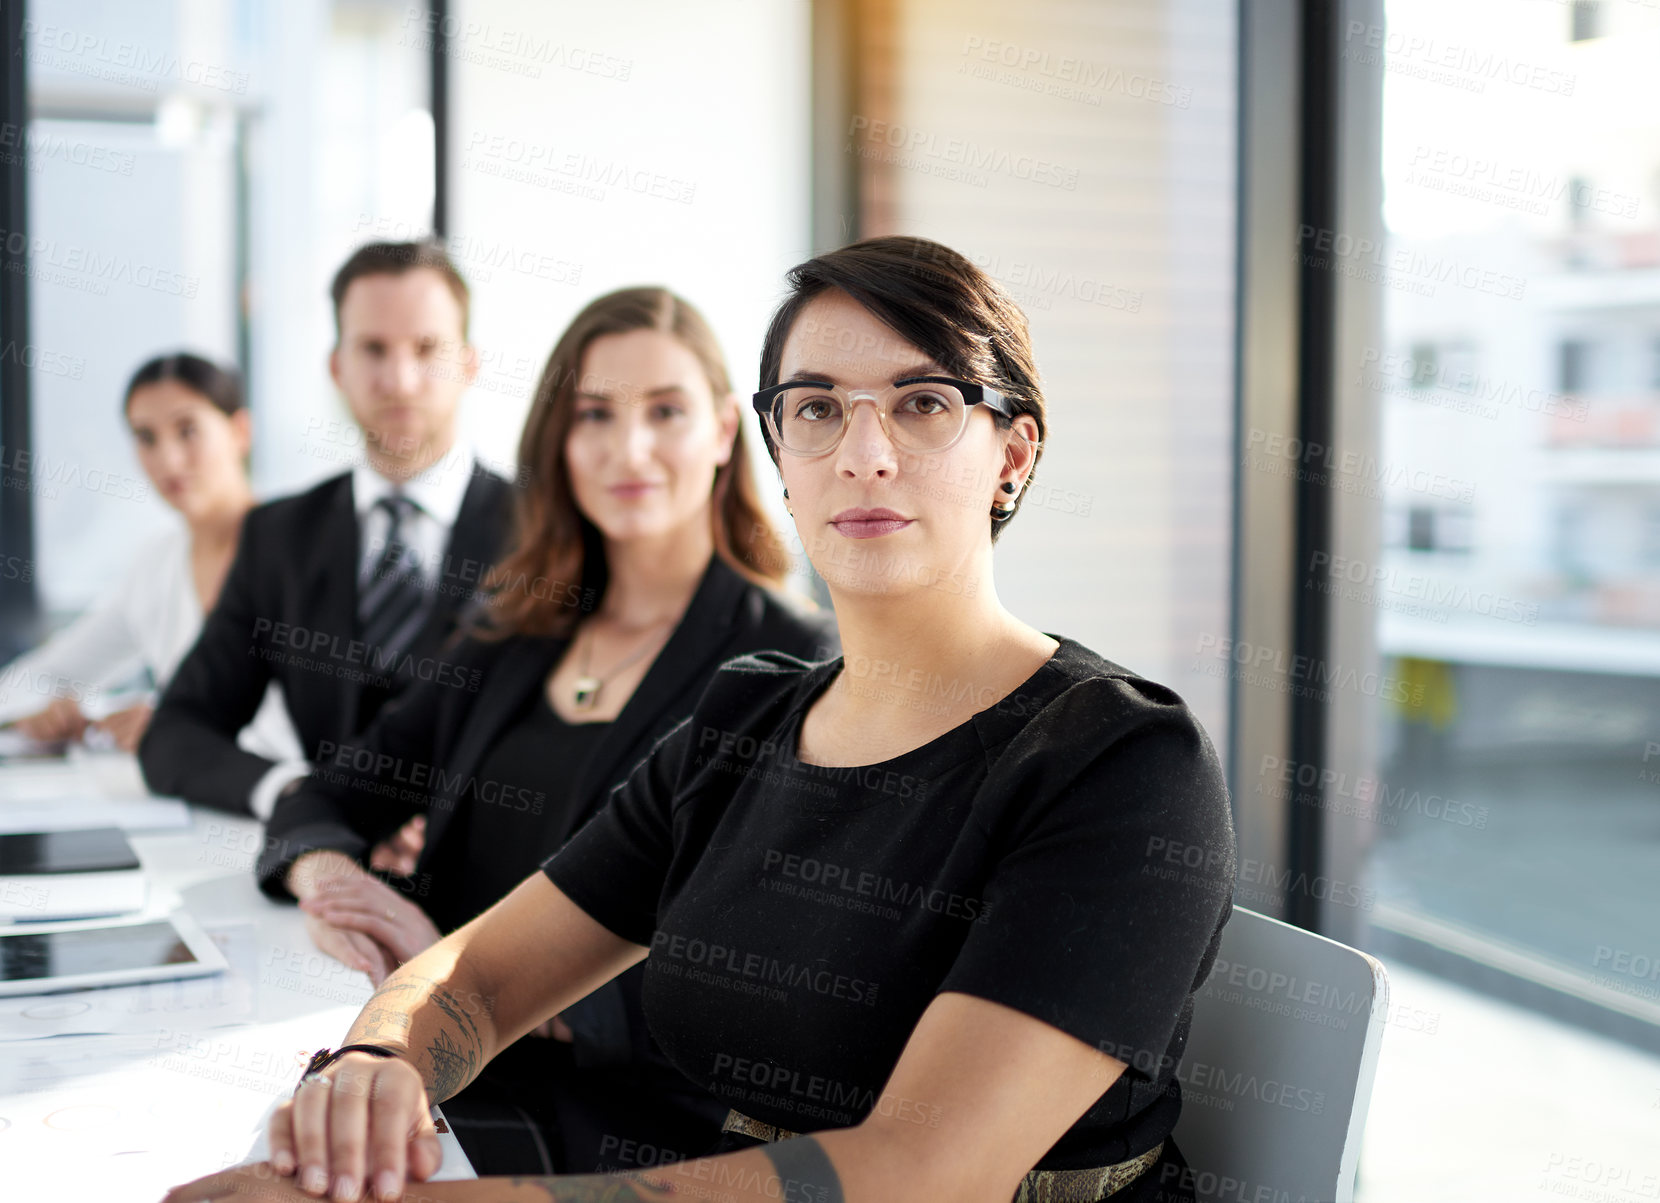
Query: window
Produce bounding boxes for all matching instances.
[1402,505,1474,554]
[21,1,429,612]
[1553,501,1588,577]
[1407,341,1439,390]
[1406,506,1437,552]
[1346,9,1660,1156]
[1641,505,1660,568]
[1559,338,1591,393]
[1570,0,1603,42]
[1567,175,1594,229]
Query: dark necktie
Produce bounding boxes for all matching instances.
[357,494,430,673]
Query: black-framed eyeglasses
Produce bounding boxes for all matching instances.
[751,376,1015,456]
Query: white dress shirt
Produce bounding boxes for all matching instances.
[351,437,479,586]
[0,526,305,771]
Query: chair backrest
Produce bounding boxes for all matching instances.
[1169,906,1389,1203]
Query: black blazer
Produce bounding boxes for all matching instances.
[256,554,837,1068]
[139,466,514,815]
[257,555,837,896]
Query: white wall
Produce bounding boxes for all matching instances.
[448,0,813,505]
[248,0,430,499]
[874,0,1237,741]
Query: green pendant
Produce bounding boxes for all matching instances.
[573,676,602,708]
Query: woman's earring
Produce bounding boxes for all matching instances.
[783,488,789,499]
[991,480,1020,521]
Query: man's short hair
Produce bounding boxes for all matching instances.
[330,241,471,344]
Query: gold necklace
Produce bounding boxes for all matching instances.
[571,619,675,709]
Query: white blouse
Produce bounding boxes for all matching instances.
[0,525,304,764]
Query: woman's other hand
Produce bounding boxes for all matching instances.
[92,701,154,752]
[12,696,89,743]
[300,874,443,972]
[367,816,426,878]
[300,909,395,985]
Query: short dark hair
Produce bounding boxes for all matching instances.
[123,352,244,416]
[329,241,471,344]
[756,236,1046,540]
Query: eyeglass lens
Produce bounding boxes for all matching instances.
[770,382,968,453]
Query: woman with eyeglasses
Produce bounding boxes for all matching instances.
[169,238,1235,1203]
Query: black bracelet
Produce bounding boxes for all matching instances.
[295,1044,402,1093]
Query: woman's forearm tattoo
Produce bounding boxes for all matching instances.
[355,1000,412,1042]
[424,983,484,1099]
[352,979,424,1047]
[429,982,483,1048]
[424,1028,475,1101]
[352,974,487,1101]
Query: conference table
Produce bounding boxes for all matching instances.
[0,750,476,1199]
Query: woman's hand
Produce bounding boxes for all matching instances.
[300,875,443,972]
[91,701,154,752]
[12,696,88,743]
[300,910,394,985]
[169,878,649,1200]
[165,1052,443,1203]
[280,1053,441,1202]
[163,1160,326,1202]
[368,816,426,878]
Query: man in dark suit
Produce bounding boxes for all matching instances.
[139,242,515,824]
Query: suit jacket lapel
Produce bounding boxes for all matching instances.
[418,556,748,854]
[307,476,364,740]
[413,465,509,653]
[421,635,565,853]
[562,557,748,836]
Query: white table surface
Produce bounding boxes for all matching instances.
[0,753,476,1199]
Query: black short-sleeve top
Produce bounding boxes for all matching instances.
[541,637,1237,1171]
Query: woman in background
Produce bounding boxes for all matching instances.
[0,353,300,764]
